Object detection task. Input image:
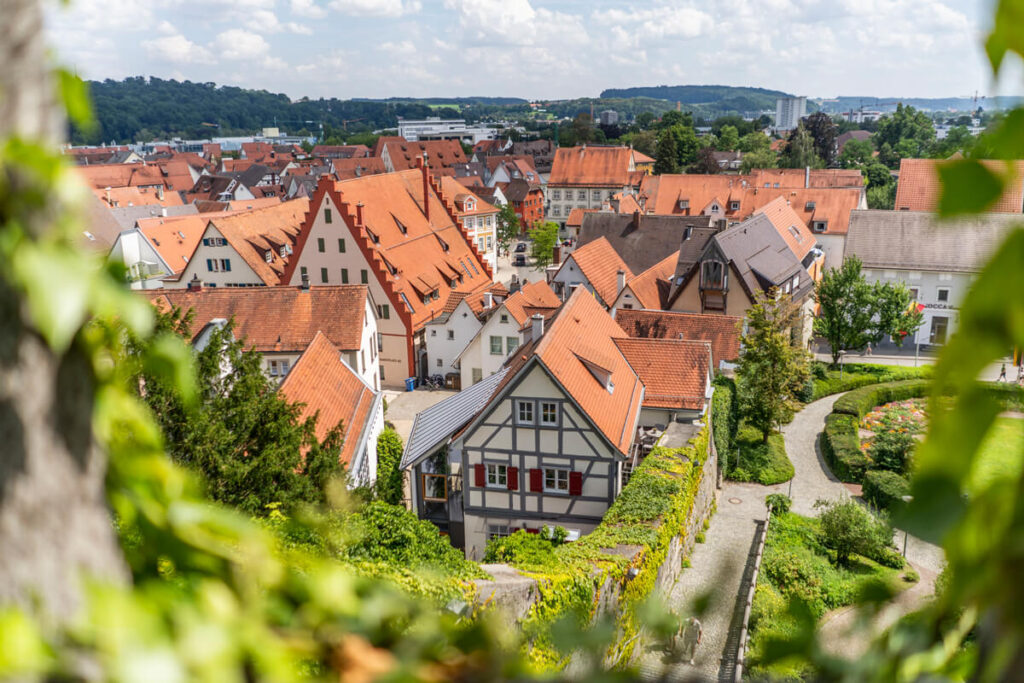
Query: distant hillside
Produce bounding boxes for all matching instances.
[357,96,529,106]
[819,96,1024,113]
[601,84,789,106]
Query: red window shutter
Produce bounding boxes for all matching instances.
[474,463,486,487]
[507,467,519,491]
[529,468,543,492]
[569,471,583,496]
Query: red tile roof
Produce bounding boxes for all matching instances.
[286,168,494,330]
[149,285,370,352]
[330,157,386,180]
[624,250,678,309]
[378,138,468,172]
[76,163,167,189]
[754,196,815,259]
[895,158,1024,213]
[200,198,309,285]
[312,144,371,159]
[566,236,634,306]
[93,185,184,208]
[614,338,710,409]
[503,280,560,325]
[566,207,598,227]
[279,332,378,468]
[136,212,237,275]
[751,168,864,189]
[549,146,638,187]
[614,309,742,366]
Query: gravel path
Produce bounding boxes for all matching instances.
[779,393,846,516]
[637,482,769,682]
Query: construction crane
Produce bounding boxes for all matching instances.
[340,118,365,131]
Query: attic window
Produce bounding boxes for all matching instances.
[381,255,398,276]
[279,246,287,257]
[365,226,380,244]
[577,355,614,393]
[788,225,804,242]
[812,220,828,233]
[177,231,186,239]
[436,234,450,252]
[805,201,816,211]
[678,199,690,210]
[265,251,273,263]
[393,214,408,235]
[729,201,740,211]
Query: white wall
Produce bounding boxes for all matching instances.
[862,267,969,345]
[424,299,483,378]
[166,225,264,288]
[458,306,527,388]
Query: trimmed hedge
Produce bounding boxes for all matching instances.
[810,363,933,401]
[731,427,794,485]
[863,470,910,511]
[711,376,738,463]
[822,380,930,482]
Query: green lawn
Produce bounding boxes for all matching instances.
[729,426,794,485]
[969,417,1024,494]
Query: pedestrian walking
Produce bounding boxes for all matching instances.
[998,363,1007,382]
[679,616,703,666]
[1017,365,1023,386]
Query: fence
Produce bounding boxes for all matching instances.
[734,504,772,682]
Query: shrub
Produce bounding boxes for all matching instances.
[811,361,828,380]
[712,376,738,463]
[873,547,905,569]
[375,427,405,504]
[833,380,931,418]
[766,493,792,515]
[869,422,916,474]
[814,499,891,567]
[797,376,815,403]
[483,530,559,569]
[863,470,911,511]
[730,428,794,485]
[810,364,932,401]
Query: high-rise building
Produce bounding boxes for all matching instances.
[599,109,619,126]
[775,96,807,131]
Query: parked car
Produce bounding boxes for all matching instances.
[514,242,527,253]
[514,254,527,266]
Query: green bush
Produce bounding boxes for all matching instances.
[810,364,933,401]
[730,427,794,485]
[375,427,405,504]
[869,419,917,473]
[712,376,738,462]
[814,499,892,567]
[766,493,792,515]
[483,530,559,569]
[832,380,931,418]
[874,547,905,569]
[863,470,910,511]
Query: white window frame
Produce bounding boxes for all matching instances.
[487,524,511,539]
[936,287,950,302]
[540,401,558,426]
[489,336,504,355]
[544,468,569,493]
[486,463,508,488]
[517,400,534,425]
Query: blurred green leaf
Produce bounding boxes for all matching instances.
[0,609,52,675]
[56,69,95,131]
[936,159,1007,217]
[986,0,1024,74]
[11,241,92,353]
[143,333,198,408]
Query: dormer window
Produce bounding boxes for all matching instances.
[729,201,740,211]
[393,215,408,234]
[279,246,287,257]
[812,220,828,233]
[701,259,727,290]
[788,225,804,242]
[365,226,380,244]
[678,199,690,210]
[265,250,273,263]
[805,201,816,211]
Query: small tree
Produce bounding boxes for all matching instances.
[654,131,679,174]
[717,124,740,151]
[813,257,923,365]
[814,498,891,566]
[740,148,778,173]
[690,146,721,174]
[530,221,560,271]
[738,131,771,153]
[737,291,811,442]
[780,124,824,169]
[374,427,405,505]
[495,202,520,256]
[801,112,839,167]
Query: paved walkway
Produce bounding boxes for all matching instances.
[778,394,846,516]
[383,388,455,444]
[638,482,769,682]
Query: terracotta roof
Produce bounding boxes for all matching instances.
[286,169,493,330]
[226,197,282,211]
[578,212,716,275]
[637,174,863,235]
[613,192,642,213]
[149,285,369,352]
[614,309,742,365]
[222,159,257,173]
[564,237,634,306]
[93,185,184,208]
[566,208,598,227]
[624,250,678,309]
[895,158,1024,213]
[549,146,637,187]
[439,177,497,216]
[519,288,644,455]
[76,163,166,189]
[378,138,468,171]
[312,144,371,159]
[331,157,386,180]
[614,338,710,409]
[503,280,560,325]
[136,212,229,275]
[632,150,656,164]
[751,168,864,189]
[754,196,815,260]
[279,332,378,468]
[204,198,310,285]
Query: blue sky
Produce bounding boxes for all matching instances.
[46,0,1021,101]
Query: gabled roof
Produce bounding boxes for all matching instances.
[614,309,742,365]
[149,285,370,352]
[286,169,493,330]
[313,144,371,159]
[401,367,510,470]
[503,280,560,325]
[93,185,184,208]
[566,208,597,228]
[81,192,124,251]
[136,212,231,275]
[754,196,815,260]
[845,209,1021,273]
[438,177,497,216]
[76,163,166,189]
[109,203,199,231]
[751,168,864,189]
[279,332,379,468]
[502,177,542,202]
[202,198,309,285]
[895,158,1024,213]
[623,250,678,309]
[709,212,812,298]
[377,138,468,171]
[564,237,634,306]
[614,338,711,409]
[549,145,637,187]
[331,157,386,180]
[578,211,716,274]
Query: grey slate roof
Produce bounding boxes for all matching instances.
[400,368,510,470]
[108,203,199,230]
[712,212,813,299]
[845,210,1021,273]
[579,212,717,274]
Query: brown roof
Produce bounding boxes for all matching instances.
[578,211,716,274]
[136,212,236,275]
[93,185,184,208]
[76,163,166,189]
[200,198,309,285]
[566,208,597,227]
[285,168,493,330]
[624,251,678,309]
[549,146,637,187]
[503,280,560,325]
[378,138,468,172]
[614,309,742,366]
[614,338,710,409]
[895,158,1024,213]
[751,168,864,189]
[331,157,387,180]
[565,237,634,306]
[149,285,369,352]
[279,332,377,468]
[754,196,815,260]
[312,144,371,159]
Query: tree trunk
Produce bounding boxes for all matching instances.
[0,0,127,620]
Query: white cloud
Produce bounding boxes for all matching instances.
[329,0,421,17]
[144,33,215,64]
[379,40,417,56]
[444,0,587,46]
[216,29,271,60]
[291,0,328,18]
[244,8,314,33]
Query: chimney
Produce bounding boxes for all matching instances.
[804,165,810,189]
[632,209,641,231]
[157,185,164,200]
[617,269,626,295]
[300,272,310,290]
[420,153,431,221]
[105,186,111,205]
[484,291,493,309]
[531,313,545,340]
[356,201,364,226]
[187,274,203,292]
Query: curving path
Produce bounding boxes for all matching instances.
[778,393,847,516]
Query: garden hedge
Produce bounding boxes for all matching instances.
[822,380,930,482]
[810,363,933,401]
[863,470,911,511]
